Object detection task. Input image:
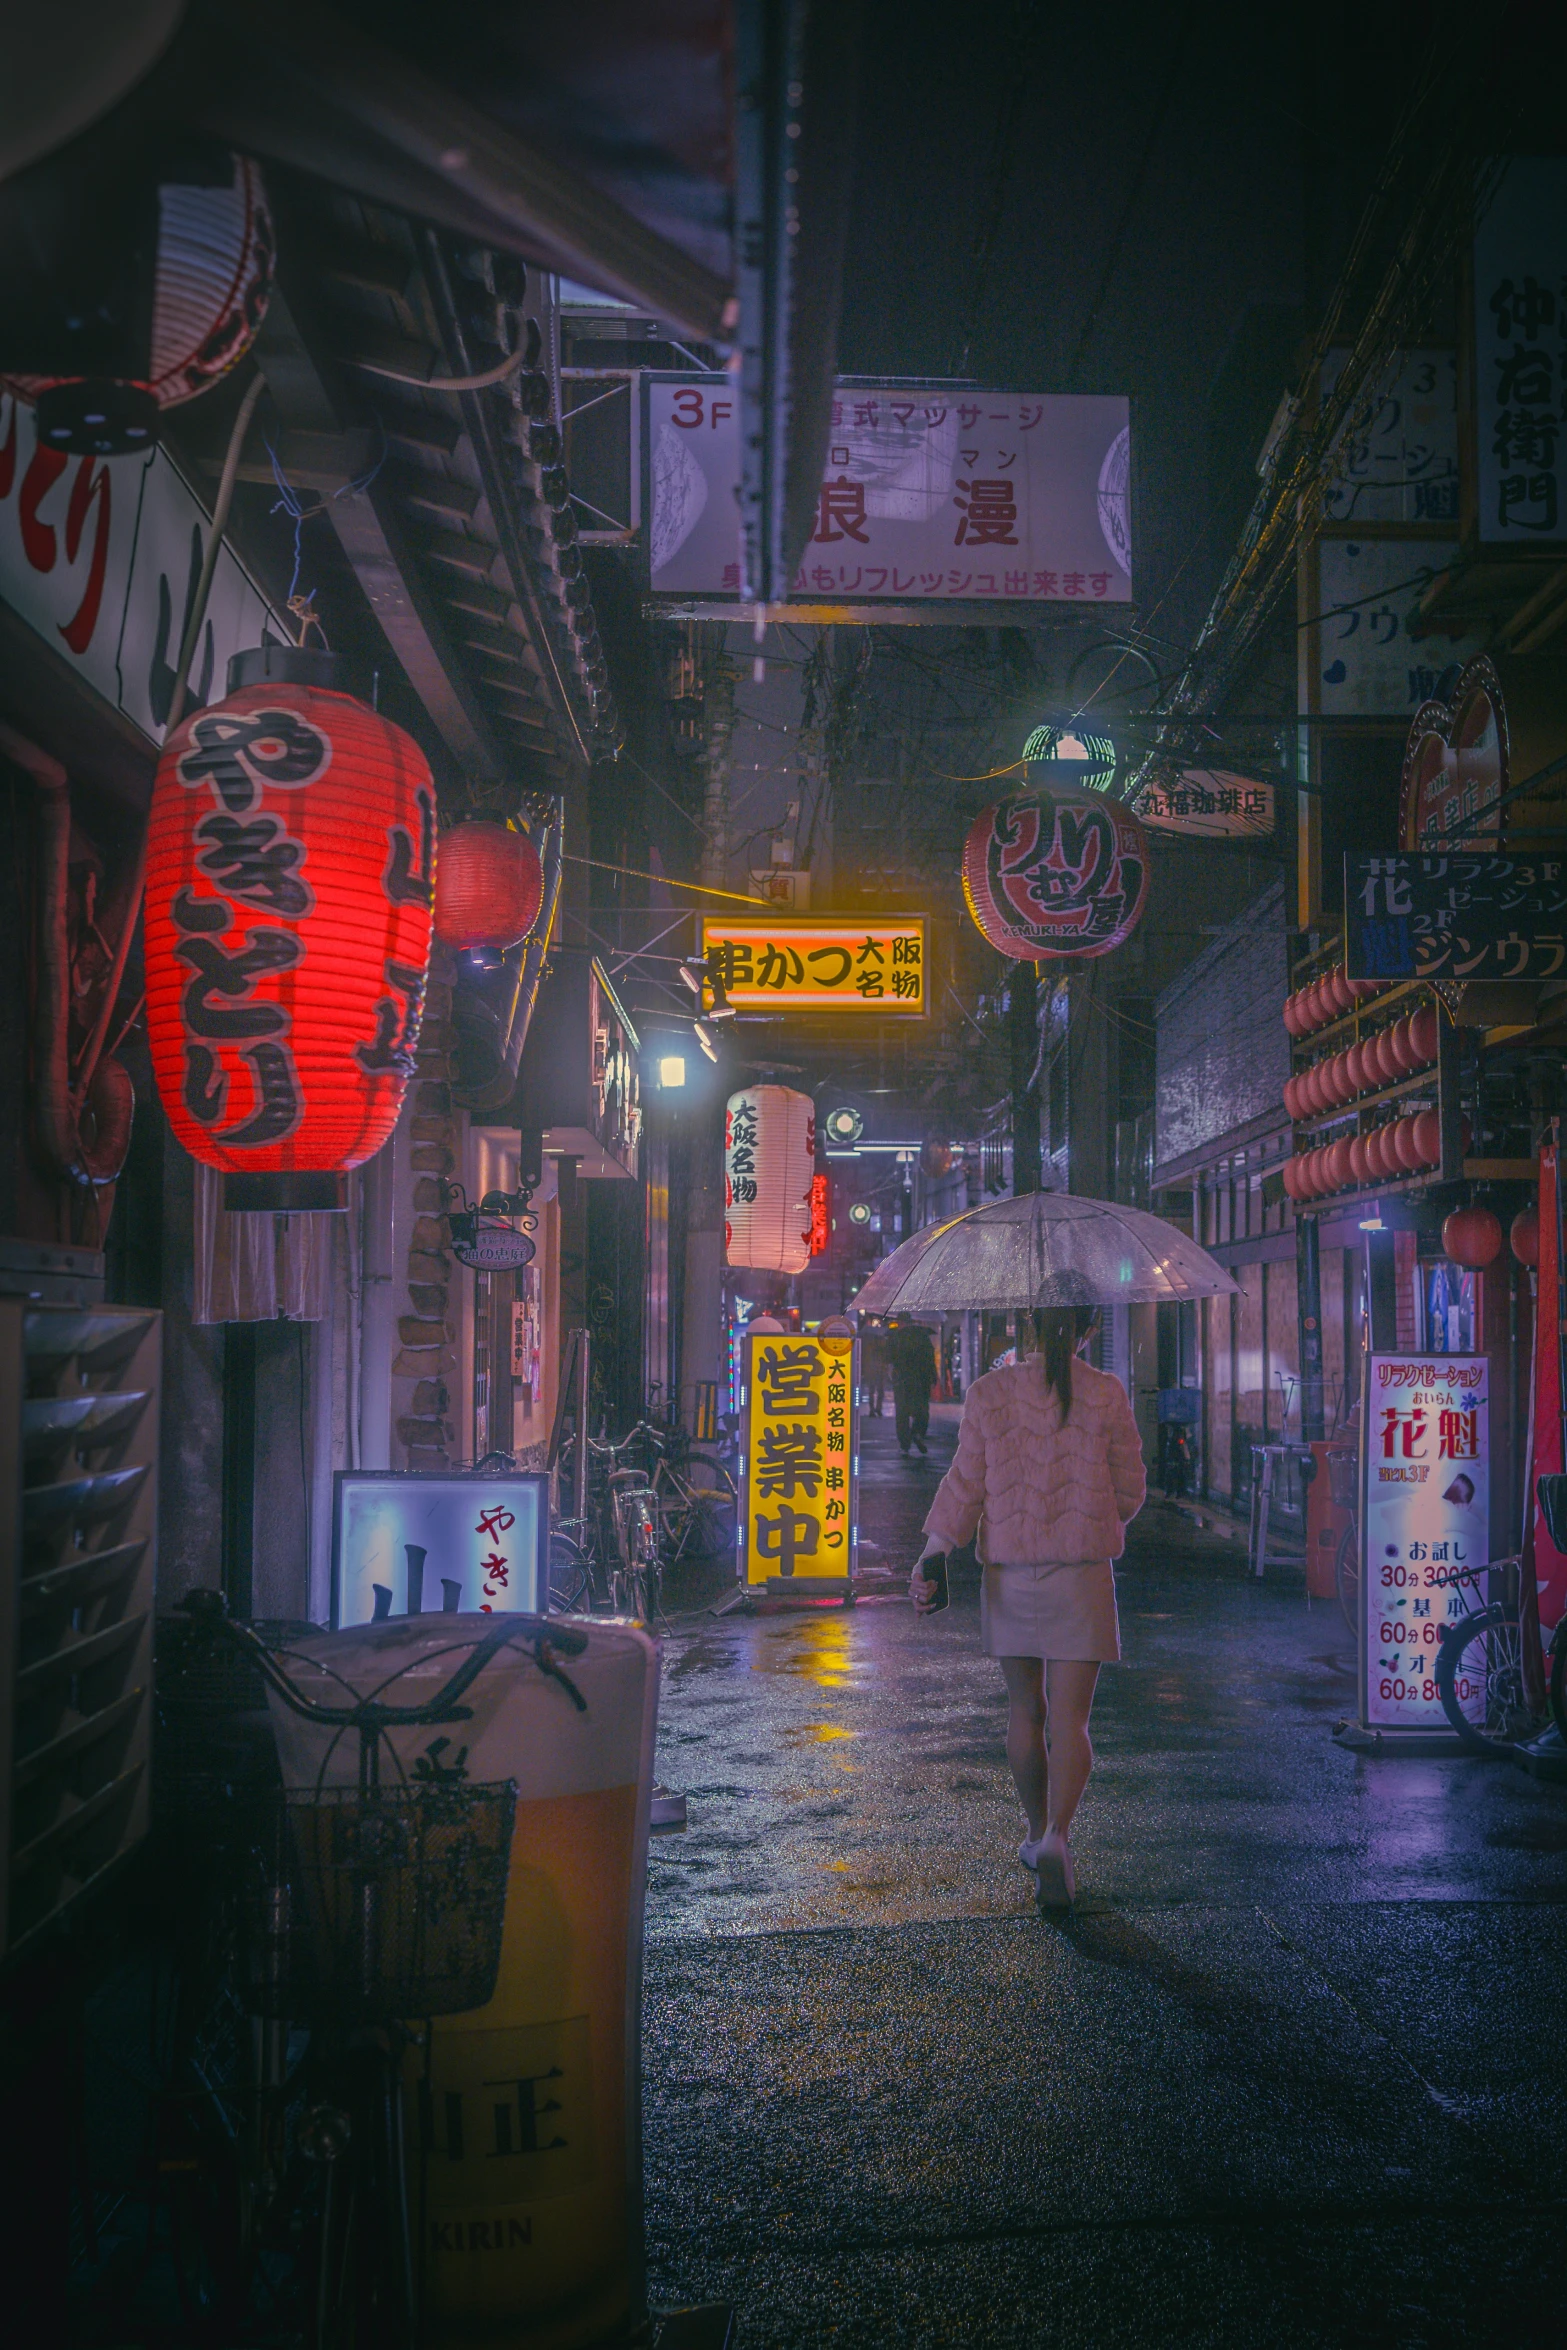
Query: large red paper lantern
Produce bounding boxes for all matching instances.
[724,1085,815,1272]
[1511,1205,1540,1267]
[144,646,436,1210]
[962,786,1149,961]
[433,819,544,951]
[3,153,273,456]
[1443,1205,1502,1268]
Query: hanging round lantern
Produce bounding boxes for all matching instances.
[1407,1004,1439,1065]
[1022,722,1118,790]
[143,645,436,1211]
[432,818,544,952]
[1443,1204,1503,1268]
[962,785,1149,961]
[1511,1204,1541,1266]
[2,151,273,456]
[1392,1118,1426,1174]
[723,1085,816,1273]
[1325,1138,1356,1190]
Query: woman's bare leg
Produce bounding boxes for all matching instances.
[1043,1659,1101,1840]
[999,1655,1048,1839]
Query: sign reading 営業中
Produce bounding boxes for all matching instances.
[698,916,927,1015]
[1472,158,1567,547]
[1131,768,1275,839]
[1344,851,1567,981]
[0,391,288,740]
[647,377,1132,605]
[1360,1354,1488,1733]
[740,1331,858,1588]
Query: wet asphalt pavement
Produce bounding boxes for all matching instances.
[641,1406,1567,2348]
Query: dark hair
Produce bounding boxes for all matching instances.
[1026,1307,1098,1419]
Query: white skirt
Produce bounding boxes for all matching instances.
[980,1559,1121,1662]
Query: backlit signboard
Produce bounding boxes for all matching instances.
[739,1330,858,1590]
[332,1471,548,1626]
[1132,768,1275,839]
[648,377,1132,607]
[698,915,927,1016]
[1359,1354,1488,1734]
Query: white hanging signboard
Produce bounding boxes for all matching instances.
[1360,1352,1489,1733]
[1472,158,1567,548]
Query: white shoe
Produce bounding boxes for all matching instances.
[1033,1830,1076,1911]
[1017,1834,1047,1873]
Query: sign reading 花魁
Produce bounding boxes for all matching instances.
[699,916,927,1015]
[647,378,1131,606]
[1360,1354,1488,1734]
[1344,851,1567,981]
[739,1331,858,1589]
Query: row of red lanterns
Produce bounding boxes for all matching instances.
[1283,1007,1440,1119]
[1283,1110,1472,1199]
[1283,964,1390,1038]
[1443,1204,1541,1269]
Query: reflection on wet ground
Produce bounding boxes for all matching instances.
[642,1408,1567,2345]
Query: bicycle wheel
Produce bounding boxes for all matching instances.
[548,1531,593,1614]
[658,1452,738,1563]
[1335,1517,1360,1636]
[1437,1602,1538,1755]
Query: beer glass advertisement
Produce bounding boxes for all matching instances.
[332,1472,548,1626]
[1360,1355,1488,1732]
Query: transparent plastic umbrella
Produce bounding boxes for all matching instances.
[852,1190,1239,1314]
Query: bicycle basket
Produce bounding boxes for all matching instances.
[280,1778,516,2022]
[1325,1447,1359,1511]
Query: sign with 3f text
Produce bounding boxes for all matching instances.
[1344,851,1567,982]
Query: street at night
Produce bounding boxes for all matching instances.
[4,7,1567,2348]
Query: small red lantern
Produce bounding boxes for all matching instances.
[432,819,544,952]
[1392,1117,1425,1174]
[1325,1139,1356,1190]
[144,646,436,1210]
[962,787,1149,960]
[1443,1205,1503,1268]
[1407,1005,1439,1065]
[1512,1205,1540,1266]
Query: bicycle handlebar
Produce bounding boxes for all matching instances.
[177,1590,590,1723]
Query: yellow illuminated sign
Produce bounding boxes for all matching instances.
[698,916,927,1015]
[740,1330,859,1586]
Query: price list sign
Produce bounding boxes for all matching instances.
[739,1330,858,1589]
[1360,1355,1489,1733]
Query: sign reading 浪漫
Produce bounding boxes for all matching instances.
[740,1331,858,1587]
[699,916,927,1015]
[1344,851,1567,981]
[1361,1354,1488,1733]
[647,377,1132,605]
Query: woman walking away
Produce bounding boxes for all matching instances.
[910,1307,1145,1911]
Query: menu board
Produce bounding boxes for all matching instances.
[739,1331,859,1587]
[1361,1354,1488,1732]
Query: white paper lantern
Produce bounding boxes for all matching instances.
[725,1085,816,1273]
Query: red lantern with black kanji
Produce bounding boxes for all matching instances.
[143,646,436,1210]
[962,786,1150,960]
[432,818,544,951]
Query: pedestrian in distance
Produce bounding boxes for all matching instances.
[861,1319,889,1417]
[888,1316,937,1456]
[909,1307,1146,1911]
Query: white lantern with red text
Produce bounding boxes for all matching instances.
[724,1085,815,1272]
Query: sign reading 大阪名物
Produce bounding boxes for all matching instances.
[699,916,927,1016]
[1361,1354,1488,1734]
[1344,851,1567,982]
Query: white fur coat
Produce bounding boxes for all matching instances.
[923,1357,1147,1565]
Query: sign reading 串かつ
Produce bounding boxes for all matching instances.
[740,1332,858,1587]
[1361,1354,1488,1733]
[699,916,926,1015]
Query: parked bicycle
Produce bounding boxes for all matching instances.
[165,1592,587,2350]
[548,1420,738,1618]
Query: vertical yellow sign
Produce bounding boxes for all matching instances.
[741,1330,859,1586]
